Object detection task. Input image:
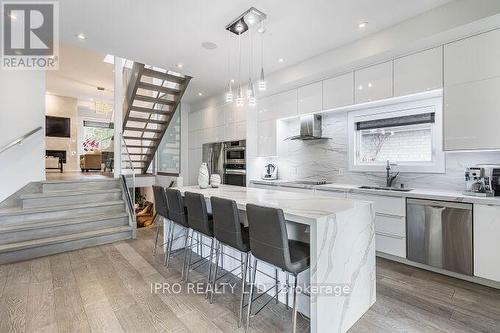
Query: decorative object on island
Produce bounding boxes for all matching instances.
[198,163,210,189]
[210,174,221,188]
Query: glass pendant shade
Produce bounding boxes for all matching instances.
[246,77,253,99]
[236,85,244,107]
[225,81,233,103]
[248,82,256,106]
[258,67,266,91]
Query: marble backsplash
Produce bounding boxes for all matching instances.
[265,112,500,192]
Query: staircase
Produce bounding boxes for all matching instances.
[0,178,134,264]
[123,62,191,173]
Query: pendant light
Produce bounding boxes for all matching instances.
[258,21,266,91]
[247,28,254,99]
[225,34,233,103]
[235,33,244,107]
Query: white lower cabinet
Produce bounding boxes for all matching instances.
[348,192,406,258]
[474,204,500,283]
[315,189,347,199]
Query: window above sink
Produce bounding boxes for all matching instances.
[348,92,445,174]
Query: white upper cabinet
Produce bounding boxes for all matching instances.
[444,76,500,150]
[474,204,500,283]
[224,103,246,124]
[354,61,393,104]
[257,89,298,121]
[445,28,500,87]
[394,47,443,96]
[257,119,277,157]
[188,109,203,132]
[298,82,323,115]
[204,105,225,128]
[444,29,500,151]
[322,72,354,110]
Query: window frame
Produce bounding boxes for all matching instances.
[347,94,445,174]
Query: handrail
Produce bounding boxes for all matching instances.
[0,126,43,155]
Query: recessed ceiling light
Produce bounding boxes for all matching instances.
[278,58,284,63]
[358,22,368,29]
[201,41,217,50]
[90,98,94,101]
[76,33,87,40]
[9,14,17,20]
[176,63,184,69]
[198,92,203,96]
[230,79,235,83]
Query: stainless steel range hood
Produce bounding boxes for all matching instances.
[285,114,330,140]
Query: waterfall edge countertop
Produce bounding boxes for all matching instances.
[174,185,376,333]
[175,184,372,225]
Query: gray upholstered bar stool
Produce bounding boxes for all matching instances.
[209,196,251,327]
[183,192,215,284]
[152,185,169,256]
[164,188,190,271]
[245,204,310,333]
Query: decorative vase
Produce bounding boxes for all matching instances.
[198,163,210,189]
[210,174,221,188]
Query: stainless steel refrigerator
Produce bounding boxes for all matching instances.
[202,142,224,178]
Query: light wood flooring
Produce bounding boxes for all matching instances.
[1,227,500,333]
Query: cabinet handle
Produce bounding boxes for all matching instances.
[376,231,405,239]
[375,212,404,218]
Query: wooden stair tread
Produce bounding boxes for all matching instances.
[134,95,175,106]
[0,212,129,234]
[137,82,181,95]
[41,178,119,185]
[142,68,187,84]
[123,136,158,141]
[0,226,132,253]
[129,106,174,115]
[124,127,163,133]
[127,117,168,125]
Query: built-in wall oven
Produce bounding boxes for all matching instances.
[202,140,246,187]
[223,140,246,187]
[406,198,473,276]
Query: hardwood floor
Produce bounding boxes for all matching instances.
[1,227,500,332]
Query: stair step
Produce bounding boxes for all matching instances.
[20,188,122,209]
[123,136,158,141]
[42,178,120,192]
[125,145,153,149]
[0,213,129,244]
[0,200,126,225]
[0,226,133,264]
[130,106,174,115]
[124,126,163,133]
[137,82,181,95]
[142,68,187,84]
[123,153,152,156]
[127,117,168,125]
[134,95,175,106]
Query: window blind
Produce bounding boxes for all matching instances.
[356,112,435,131]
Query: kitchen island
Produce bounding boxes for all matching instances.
[171,185,375,333]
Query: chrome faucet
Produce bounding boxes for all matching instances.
[386,160,399,188]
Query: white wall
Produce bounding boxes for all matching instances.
[0,70,46,202]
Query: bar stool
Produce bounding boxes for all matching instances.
[209,196,251,327]
[245,204,310,333]
[164,188,190,271]
[152,185,169,256]
[183,192,215,284]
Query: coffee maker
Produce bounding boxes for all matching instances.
[464,165,500,197]
[262,163,278,180]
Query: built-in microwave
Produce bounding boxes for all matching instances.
[224,140,246,163]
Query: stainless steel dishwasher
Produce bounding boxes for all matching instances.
[406,198,473,276]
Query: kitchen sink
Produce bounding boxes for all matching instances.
[358,185,413,192]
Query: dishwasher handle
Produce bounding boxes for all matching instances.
[407,198,472,210]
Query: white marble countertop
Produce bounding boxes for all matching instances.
[250,179,500,206]
[175,185,371,225]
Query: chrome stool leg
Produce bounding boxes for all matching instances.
[238,252,249,328]
[209,242,221,304]
[286,272,290,308]
[181,229,191,280]
[153,215,162,255]
[163,222,175,267]
[206,237,215,298]
[292,275,298,333]
[185,231,195,281]
[245,258,258,332]
[275,268,279,304]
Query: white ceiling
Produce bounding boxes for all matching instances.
[46,43,114,108]
[57,0,453,103]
